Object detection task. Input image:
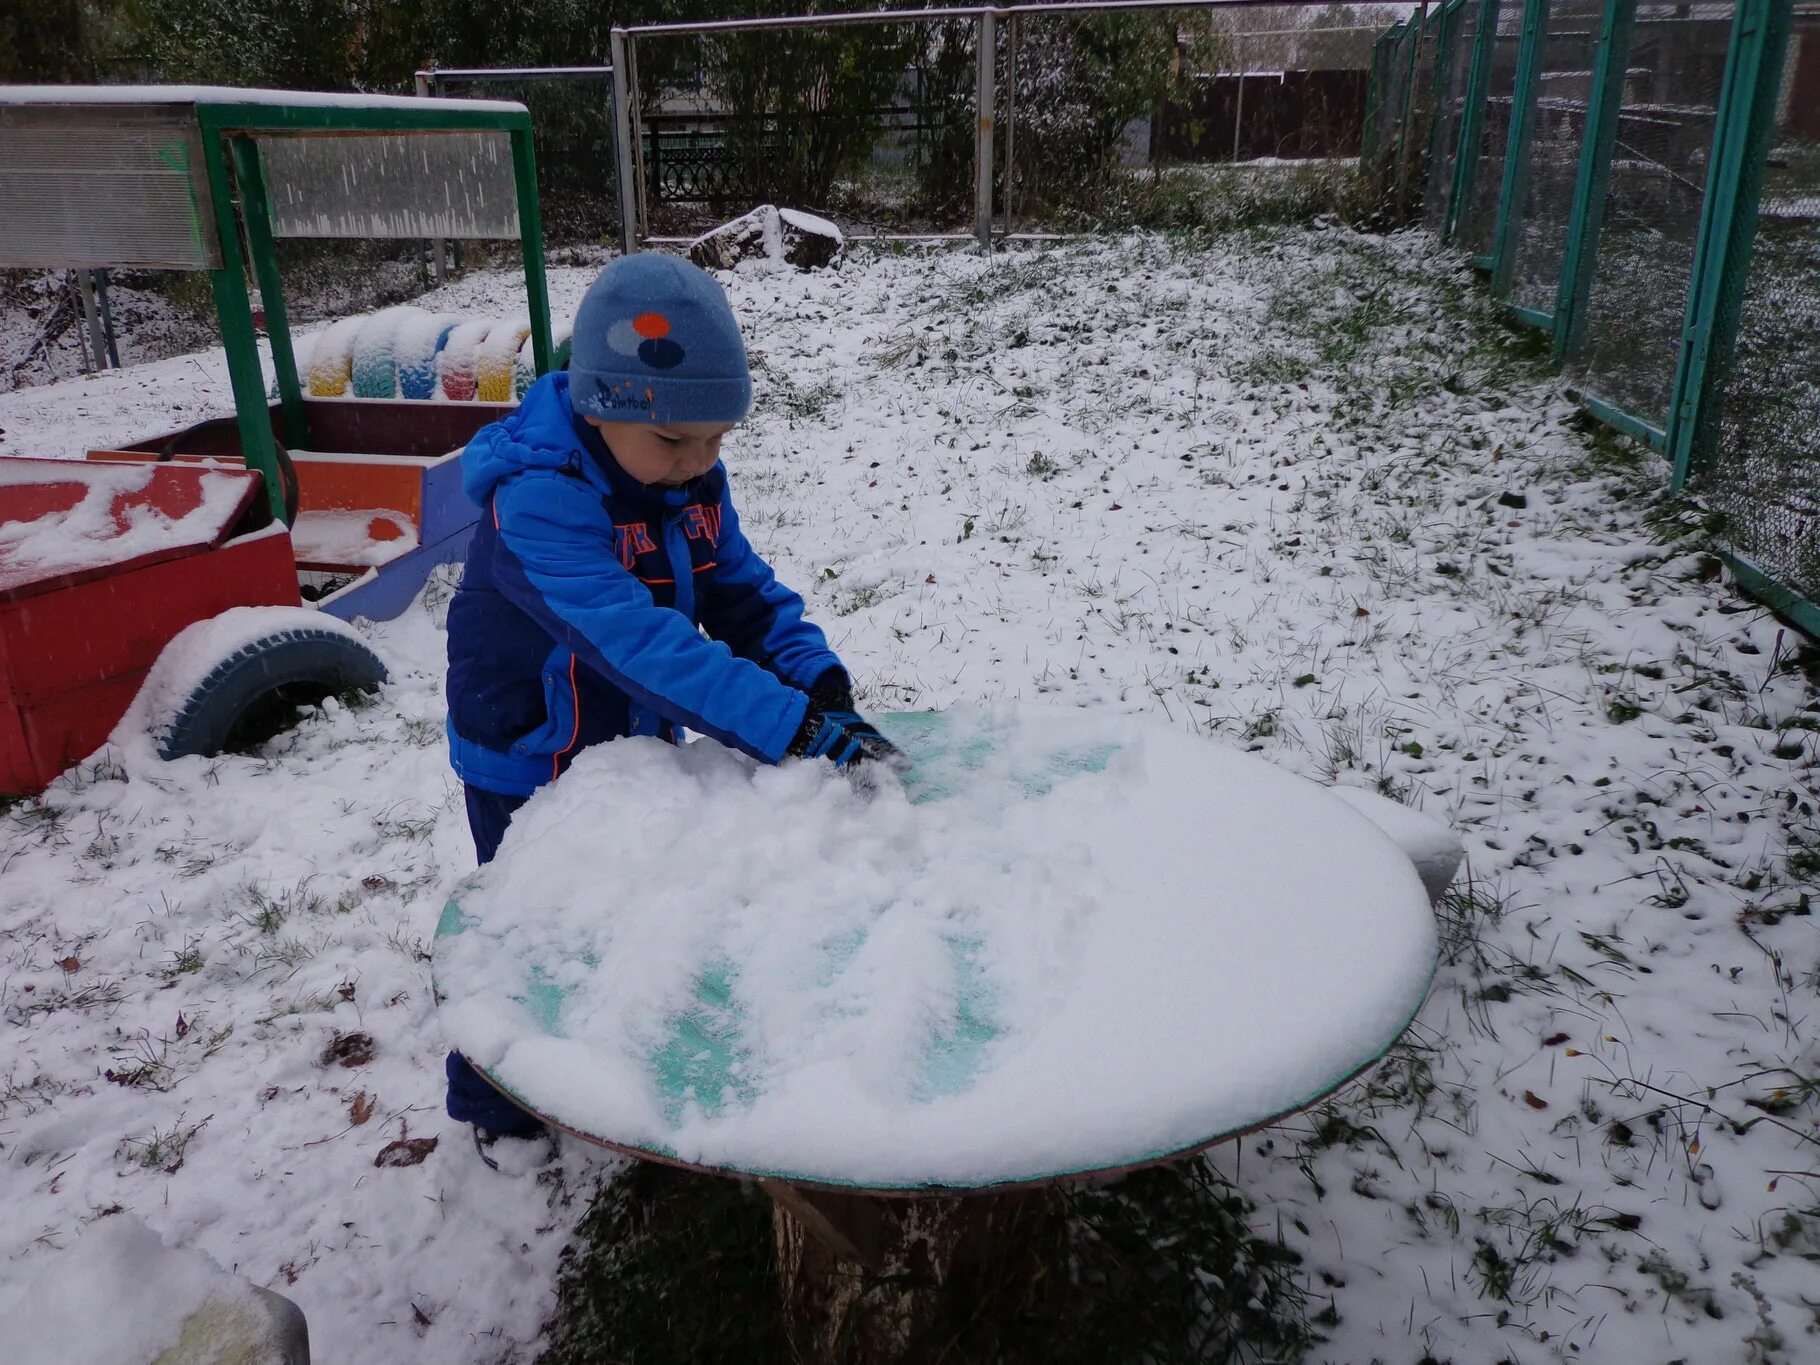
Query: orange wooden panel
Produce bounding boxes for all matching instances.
[290,455,423,522]
[89,448,424,525]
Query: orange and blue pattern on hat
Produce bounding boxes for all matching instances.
[607,311,686,370]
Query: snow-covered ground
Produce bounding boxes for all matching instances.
[2,229,1817,1364]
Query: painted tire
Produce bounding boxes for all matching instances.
[156,627,388,760]
[476,319,531,402]
[351,308,405,398]
[306,316,366,397]
[398,315,463,399]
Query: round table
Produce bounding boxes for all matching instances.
[435,706,1439,1359]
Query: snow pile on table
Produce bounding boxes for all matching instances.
[438,708,1437,1187]
[1327,784,1465,902]
[0,1214,264,1365]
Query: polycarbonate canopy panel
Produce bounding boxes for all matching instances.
[0,104,218,269]
[259,131,521,239]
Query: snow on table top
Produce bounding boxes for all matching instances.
[0,85,526,115]
[0,457,253,595]
[435,706,1438,1190]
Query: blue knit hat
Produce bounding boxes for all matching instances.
[568,253,752,426]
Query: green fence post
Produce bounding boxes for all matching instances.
[1422,2,1460,213]
[1489,0,1548,297]
[228,136,307,453]
[1379,23,1409,202]
[1393,11,1428,215]
[1665,0,1795,489]
[195,115,288,526]
[510,125,554,377]
[1550,0,1637,364]
[1446,0,1501,244]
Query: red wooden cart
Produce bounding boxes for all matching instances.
[0,86,555,796]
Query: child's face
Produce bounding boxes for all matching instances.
[585,417,735,488]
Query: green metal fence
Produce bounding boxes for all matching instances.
[1367,0,1820,635]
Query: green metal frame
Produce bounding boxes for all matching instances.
[1422,0,1464,216]
[1392,11,1429,209]
[1665,0,1795,489]
[178,96,552,523]
[509,127,553,379]
[1489,0,1549,297]
[1444,0,1501,244]
[1721,550,1820,638]
[195,129,287,523]
[229,137,307,454]
[1550,0,1637,365]
[1397,0,1815,635]
[1575,388,1666,451]
[1383,22,1412,169]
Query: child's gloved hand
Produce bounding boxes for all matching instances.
[788,698,903,772]
[807,667,854,713]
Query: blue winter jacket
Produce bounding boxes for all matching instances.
[445,372,840,796]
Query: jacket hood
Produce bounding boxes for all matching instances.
[461,372,588,507]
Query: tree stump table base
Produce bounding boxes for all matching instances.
[765,1181,1072,1365]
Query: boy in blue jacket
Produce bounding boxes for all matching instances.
[443,253,894,1150]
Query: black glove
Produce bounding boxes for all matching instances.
[808,667,854,713]
[788,697,902,771]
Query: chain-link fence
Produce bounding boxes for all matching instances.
[1687,12,1820,611]
[626,12,984,240]
[1422,0,1481,234]
[1367,0,1820,634]
[612,3,1387,245]
[1568,6,1736,433]
[1454,0,1524,257]
[1506,0,1601,323]
[1363,17,1422,208]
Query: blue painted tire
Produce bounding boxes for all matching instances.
[157,627,388,760]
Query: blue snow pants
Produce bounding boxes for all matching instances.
[444,785,542,1134]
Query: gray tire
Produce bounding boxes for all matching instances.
[157,625,388,760]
